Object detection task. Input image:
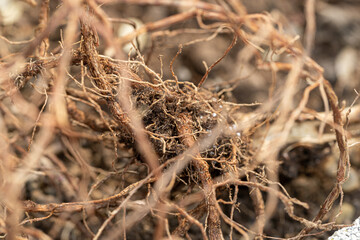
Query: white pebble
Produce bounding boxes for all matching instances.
[118,18,149,53]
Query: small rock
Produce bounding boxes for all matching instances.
[335,203,356,225]
[329,216,360,240]
[117,18,149,54]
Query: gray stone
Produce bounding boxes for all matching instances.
[329,217,360,240]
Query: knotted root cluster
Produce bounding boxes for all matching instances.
[0,1,354,240]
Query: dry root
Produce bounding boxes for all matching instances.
[0,0,354,239]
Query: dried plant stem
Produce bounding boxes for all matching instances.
[23,178,156,213]
[248,173,265,240]
[101,0,225,13]
[296,80,349,239]
[177,113,224,240]
[198,34,237,88]
[172,201,207,238]
[304,0,316,55]
[35,0,50,57]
